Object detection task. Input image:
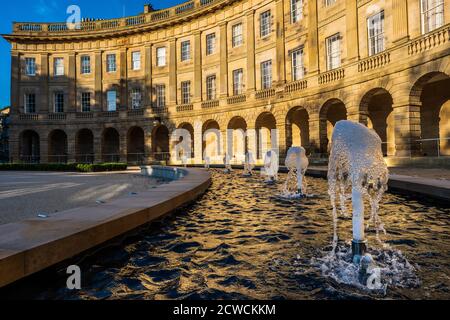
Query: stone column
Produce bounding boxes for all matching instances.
[246,11,256,94]
[67,132,76,163]
[119,48,127,109]
[393,103,421,157]
[392,0,409,44]
[144,44,153,107]
[144,126,153,163]
[194,120,203,164]
[194,31,202,102]
[308,112,321,155]
[276,122,286,162]
[9,131,19,164]
[94,51,103,112]
[40,136,49,164]
[247,127,257,160]
[307,0,319,74]
[40,53,49,114]
[94,131,102,163]
[169,39,177,105]
[68,53,77,113]
[345,0,359,62]
[219,22,228,98]
[10,52,20,116]
[275,0,286,85]
[120,131,127,163]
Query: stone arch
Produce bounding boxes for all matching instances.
[255,111,277,159]
[202,119,221,161]
[178,122,195,159]
[102,127,120,162]
[227,116,248,162]
[410,71,450,156]
[75,129,94,163]
[286,106,310,151]
[360,88,395,156]
[48,129,68,163]
[127,126,145,164]
[19,130,40,163]
[152,125,170,161]
[319,98,347,153]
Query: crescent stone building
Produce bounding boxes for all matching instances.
[2,0,450,165]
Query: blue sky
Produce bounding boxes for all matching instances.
[0,0,186,109]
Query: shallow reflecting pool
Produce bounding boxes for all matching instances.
[4,170,450,300]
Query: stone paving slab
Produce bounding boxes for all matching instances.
[0,167,211,288]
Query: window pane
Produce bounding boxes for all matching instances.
[232,24,243,47]
[132,52,141,70]
[107,91,117,111]
[233,69,244,95]
[260,11,271,37]
[206,33,216,55]
[107,54,116,72]
[181,41,191,61]
[157,47,166,66]
[81,93,91,112]
[25,58,36,76]
[54,92,64,113]
[261,60,272,89]
[81,56,91,74]
[54,58,64,76]
[291,0,303,23]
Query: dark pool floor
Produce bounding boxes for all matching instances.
[2,170,449,300]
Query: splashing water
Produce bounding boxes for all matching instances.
[223,154,232,173]
[280,147,309,199]
[311,244,420,294]
[243,152,256,176]
[328,120,389,252]
[321,121,416,291]
[262,150,279,183]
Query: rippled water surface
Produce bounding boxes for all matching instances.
[5,170,450,300]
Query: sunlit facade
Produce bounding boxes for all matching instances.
[3,0,450,164]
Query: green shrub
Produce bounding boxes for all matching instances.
[0,163,128,172]
[76,163,128,172]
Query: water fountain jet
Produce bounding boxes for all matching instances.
[204,156,211,169]
[282,146,309,197]
[262,150,279,184]
[223,153,232,173]
[243,151,256,177]
[328,120,389,263]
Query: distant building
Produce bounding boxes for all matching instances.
[2,0,449,164]
[0,107,10,162]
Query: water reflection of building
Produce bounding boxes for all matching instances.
[0,107,10,162]
[2,0,449,165]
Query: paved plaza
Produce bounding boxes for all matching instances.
[0,171,162,225]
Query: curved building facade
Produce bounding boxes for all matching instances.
[3,0,450,165]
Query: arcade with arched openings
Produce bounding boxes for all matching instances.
[286,106,310,151]
[361,88,395,156]
[102,127,120,162]
[255,112,277,160]
[152,125,170,162]
[202,120,221,162]
[227,116,247,163]
[75,129,94,163]
[319,99,347,153]
[177,122,195,161]
[19,130,40,163]
[48,129,68,163]
[127,126,145,164]
[411,72,450,157]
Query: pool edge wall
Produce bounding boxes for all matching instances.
[0,166,211,288]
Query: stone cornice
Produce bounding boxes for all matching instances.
[3,0,240,43]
